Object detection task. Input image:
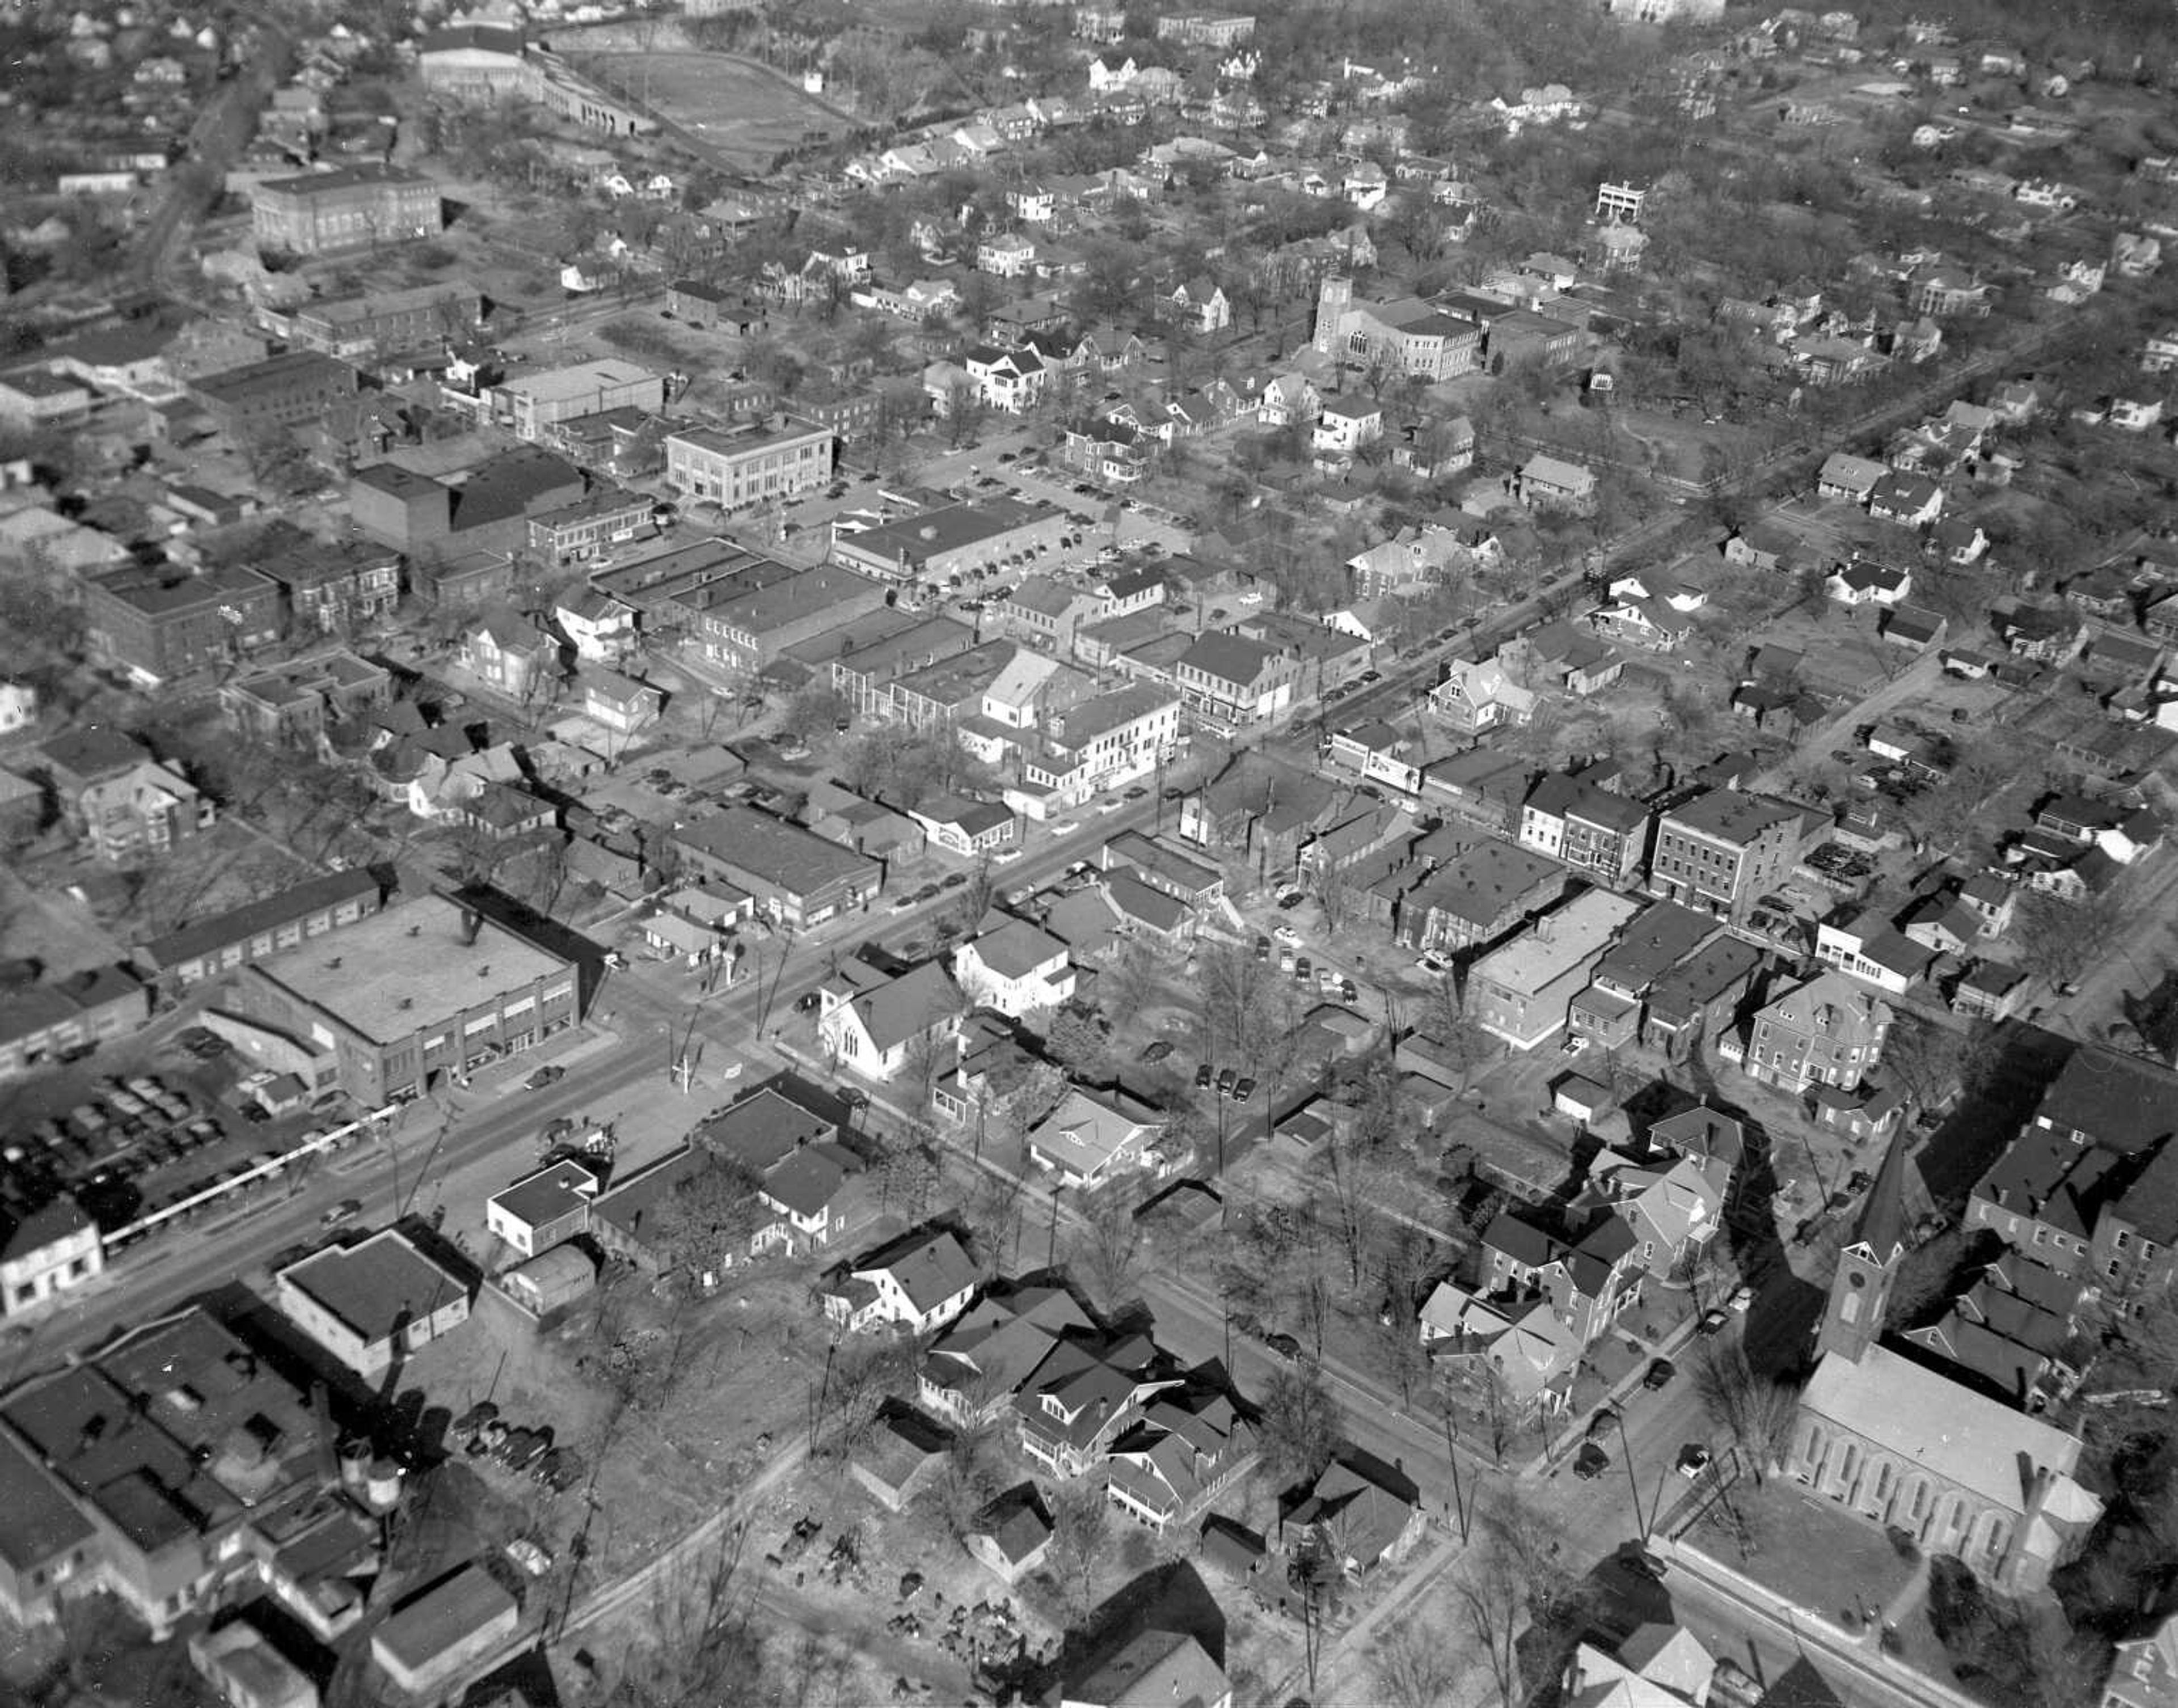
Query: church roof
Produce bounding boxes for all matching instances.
[1848,1136,1915,1267]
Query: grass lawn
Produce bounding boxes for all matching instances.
[1686,1476,1917,1625]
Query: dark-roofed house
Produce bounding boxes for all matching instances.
[850,1401,951,1512]
[273,1229,474,1379]
[1061,1625,1230,1708]
[1105,1383,1255,1534]
[1518,772,1653,887]
[1407,841,1565,952]
[0,1431,96,1625]
[674,805,882,928]
[966,1483,1054,1586]
[822,1226,977,1334]
[1177,751,1338,868]
[1967,1047,2178,1301]
[1281,1449,1425,1582]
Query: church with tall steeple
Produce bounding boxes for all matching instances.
[1788,1137,2104,1591]
[1812,1133,1914,1365]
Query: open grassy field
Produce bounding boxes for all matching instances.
[575,53,845,168]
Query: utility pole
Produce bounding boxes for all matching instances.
[1440,1405,1471,1544]
[1615,1408,1648,1540]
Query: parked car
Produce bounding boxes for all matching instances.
[1231,1076,1256,1101]
[1676,1444,1714,1479]
[1139,1040,1175,1064]
[1643,1358,1676,1390]
[1216,1066,1238,1095]
[1586,1406,1620,1441]
[319,1198,363,1229]
[526,1065,565,1089]
[1696,1308,1731,1337]
[1263,1331,1302,1362]
[1293,957,1312,984]
[505,1538,553,1576]
[1727,1284,1755,1313]
[1573,1442,1610,1479]
[1195,1063,1214,1089]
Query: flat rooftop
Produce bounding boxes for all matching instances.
[279,1229,468,1343]
[252,894,569,1043]
[1475,889,1641,994]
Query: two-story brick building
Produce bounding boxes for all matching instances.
[663,422,835,508]
[1648,790,1814,923]
[228,896,579,1103]
[253,164,442,256]
[82,566,282,687]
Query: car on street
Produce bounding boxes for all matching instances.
[1274,924,1302,946]
[1340,978,1359,1003]
[1573,1442,1610,1479]
[1231,1076,1256,1101]
[914,882,942,902]
[526,1065,565,1089]
[1728,1284,1754,1313]
[1196,1063,1214,1089]
[1124,786,1147,800]
[1676,1444,1714,1479]
[1586,1406,1620,1441]
[1293,956,1312,984]
[994,847,1023,863]
[1139,1040,1175,1063]
[1643,1358,1676,1390]
[794,991,822,1012]
[319,1198,363,1229]
[889,895,916,913]
[1696,1308,1731,1337]
[1253,935,1271,961]
[1096,796,1123,813]
[1263,1331,1302,1362]
[1216,1066,1237,1094]
[1275,889,1306,909]
[1620,1548,1669,1582]
[942,873,968,889]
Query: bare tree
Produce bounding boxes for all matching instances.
[1374,1618,1462,1708]
[609,1532,761,1706]
[1256,1362,1341,1493]
[1046,1481,1111,1620]
[1692,1341,1799,1486]
[1073,1182,1148,1310]
[1452,1544,1527,1708]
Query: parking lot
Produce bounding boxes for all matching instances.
[1,1025,354,1259]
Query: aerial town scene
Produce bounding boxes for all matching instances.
[4,0,2178,1703]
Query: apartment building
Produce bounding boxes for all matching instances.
[1648,790,1813,923]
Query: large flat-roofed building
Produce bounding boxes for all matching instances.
[486,360,664,442]
[694,564,891,678]
[673,806,883,928]
[283,282,482,357]
[252,164,442,256]
[1469,889,1643,1050]
[228,895,578,1103]
[188,352,360,439]
[0,1309,337,1637]
[664,421,836,509]
[369,1562,520,1696]
[273,1229,474,1379]
[416,23,535,102]
[82,565,283,687]
[829,497,1067,585]
[137,869,384,992]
